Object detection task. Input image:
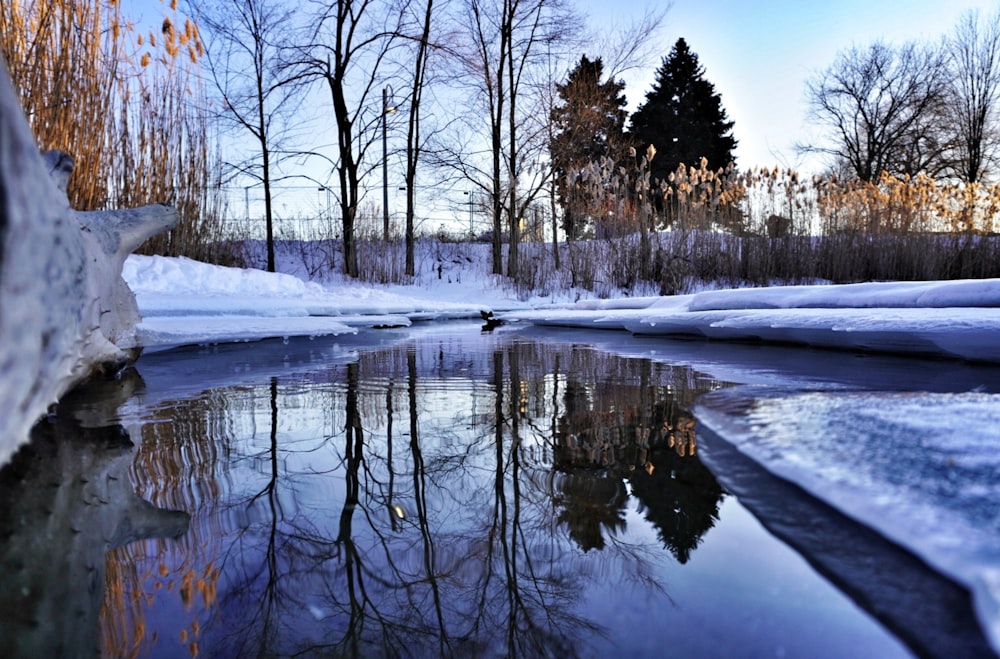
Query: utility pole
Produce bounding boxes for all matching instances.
[382,86,396,241]
[468,190,474,236]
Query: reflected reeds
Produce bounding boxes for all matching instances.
[0,374,189,658]
[93,337,725,655]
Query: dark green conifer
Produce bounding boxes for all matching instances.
[629,38,737,183]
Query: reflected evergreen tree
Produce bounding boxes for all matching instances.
[628,447,724,564]
[554,472,628,552]
[629,38,737,184]
[553,382,720,558]
[561,380,591,418]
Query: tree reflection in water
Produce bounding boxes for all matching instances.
[553,358,722,562]
[98,336,726,656]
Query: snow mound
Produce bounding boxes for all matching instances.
[686,279,1000,311]
[122,255,494,349]
[124,254,327,298]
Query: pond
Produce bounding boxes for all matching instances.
[0,322,995,657]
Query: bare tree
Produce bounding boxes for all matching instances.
[286,0,404,278]
[946,8,1000,183]
[443,0,575,276]
[194,0,301,272]
[590,6,670,81]
[401,0,437,277]
[805,41,947,182]
[466,0,513,275]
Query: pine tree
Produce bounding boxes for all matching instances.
[629,38,737,184]
[550,55,628,239]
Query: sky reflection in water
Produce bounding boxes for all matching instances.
[2,329,921,657]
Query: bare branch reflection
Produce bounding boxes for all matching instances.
[95,336,728,656]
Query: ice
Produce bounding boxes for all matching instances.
[695,386,1000,653]
[507,281,1000,362]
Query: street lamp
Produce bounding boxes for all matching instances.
[382,85,397,242]
[464,190,475,236]
[317,186,332,224]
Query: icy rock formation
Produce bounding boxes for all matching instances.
[0,58,178,466]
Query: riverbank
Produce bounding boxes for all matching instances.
[126,252,1000,363]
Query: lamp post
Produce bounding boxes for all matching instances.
[464,190,475,236]
[382,86,396,242]
[317,186,332,223]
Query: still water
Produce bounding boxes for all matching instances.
[0,323,992,657]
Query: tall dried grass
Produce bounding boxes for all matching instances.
[1,0,118,209]
[0,0,240,265]
[510,158,1000,294]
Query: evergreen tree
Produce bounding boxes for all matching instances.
[550,55,628,239]
[629,38,737,184]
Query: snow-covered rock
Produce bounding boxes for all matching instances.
[0,58,177,466]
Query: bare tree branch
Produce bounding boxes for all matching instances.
[804,40,947,182]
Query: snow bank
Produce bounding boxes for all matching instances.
[123,254,500,350]
[122,252,1000,363]
[686,279,1000,310]
[124,254,327,298]
[505,279,1000,362]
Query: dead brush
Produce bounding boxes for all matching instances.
[0,0,235,264]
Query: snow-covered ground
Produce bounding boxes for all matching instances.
[123,252,1000,652]
[125,254,523,350]
[505,279,1000,363]
[127,253,1000,362]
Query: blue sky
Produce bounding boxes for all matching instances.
[582,0,1000,172]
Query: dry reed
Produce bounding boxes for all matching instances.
[509,157,1000,294]
[0,0,239,265]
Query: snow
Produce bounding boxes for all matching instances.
[124,254,515,351]
[121,252,1000,652]
[505,279,1000,362]
[126,253,1000,363]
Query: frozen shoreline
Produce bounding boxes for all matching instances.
[503,279,1000,362]
[127,254,1000,363]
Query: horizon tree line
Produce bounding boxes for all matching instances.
[805,7,1000,186]
[5,2,1000,281]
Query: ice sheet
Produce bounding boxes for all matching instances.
[695,386,1000,654]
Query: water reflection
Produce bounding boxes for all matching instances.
[0,372,189,657]
[554,370,722,561]
[4,331,940,657]
[98,337,726,657]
